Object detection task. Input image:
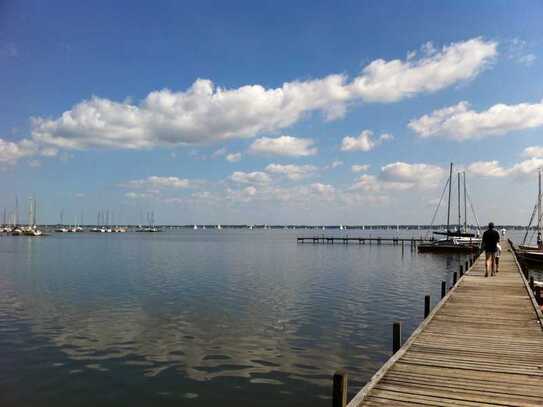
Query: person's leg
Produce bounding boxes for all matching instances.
[495,257,499,273]
[491,253,496,276]
[485,252,490,277]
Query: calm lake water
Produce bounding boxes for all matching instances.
[0,229,528,405]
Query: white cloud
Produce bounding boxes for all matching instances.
[380,162,444,187]
[16,38,494,160]
[0,138,38,165]
[352,164,370,173]
[264,163,317,180]
[229,171,271,185]
[330,160,343,168]
[123,176,191,190]
[226,152,242,162]
[467,158,543,179]
[467,161,509,177]
[248,136,317,156]
[409,100,543,140]
[309,182,335,195]
[341,130,392,152]
[523,146,543,158]
[348,37,496,102]
[350,162,445,192]
[350,174,381,192]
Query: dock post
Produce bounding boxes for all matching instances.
[459,265,463,277]
[424,295,430,318]
[441,281,446,299]
[392,322,402,354]
[465,260,468,271]
[530,276,535,290]
[535,286,542,305]
[402,240,404,255]
[332,370,348,407]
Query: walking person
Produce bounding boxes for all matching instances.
[481,222,500,277]
[495,242,502,273]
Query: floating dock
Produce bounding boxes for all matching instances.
[336,240,543,406]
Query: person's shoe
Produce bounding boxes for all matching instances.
[485,273,488,277]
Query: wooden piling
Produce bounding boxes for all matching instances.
[530,276,534,290]
[453,271,458,286]
[535,286,542,305]
[441,281,446,299]
[459,265,463,277]
[332,370,348,407]
[424,295,430,318]
[392,322,402,354]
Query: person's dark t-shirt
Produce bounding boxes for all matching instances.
[482,229,500,252]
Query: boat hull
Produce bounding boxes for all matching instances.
[418,243,480,253]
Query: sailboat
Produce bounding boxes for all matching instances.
[418,163,480,253]
[55,210,69,232]
[516,169,543,263]
[22,197,44,236]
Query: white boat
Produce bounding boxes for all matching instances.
[193,224,198,230]
[217,224,222,230]
[519,169,543,252]
[56,227,68,233]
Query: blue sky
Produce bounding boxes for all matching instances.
[1,0,543,225]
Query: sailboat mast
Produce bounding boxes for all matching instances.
[538,169,541,233]
[457,172,461,232]
[446,163,453,233]
[463,172,467,232]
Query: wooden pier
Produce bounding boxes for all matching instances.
[297,236,433,245]
[337,240,543,406]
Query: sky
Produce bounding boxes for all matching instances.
[1,0,543,225]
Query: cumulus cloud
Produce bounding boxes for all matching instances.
[409,100,543,140]
[467,161,509,177]
[350,162,445,192]
[9,37,494,162]
[349,37,496,103]
[523,146,543,158]
[226,152,242,162]
[264,163,317,180]
[341,130,392,152]
[352,164,370,173]
[310,182,335,195]
[248,135,317,157]
[123,176,191,190]
[467,158,543,179]
[0,138,38,165]
[229,171,271,185]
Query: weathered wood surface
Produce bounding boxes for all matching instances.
[349,240,543,407]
